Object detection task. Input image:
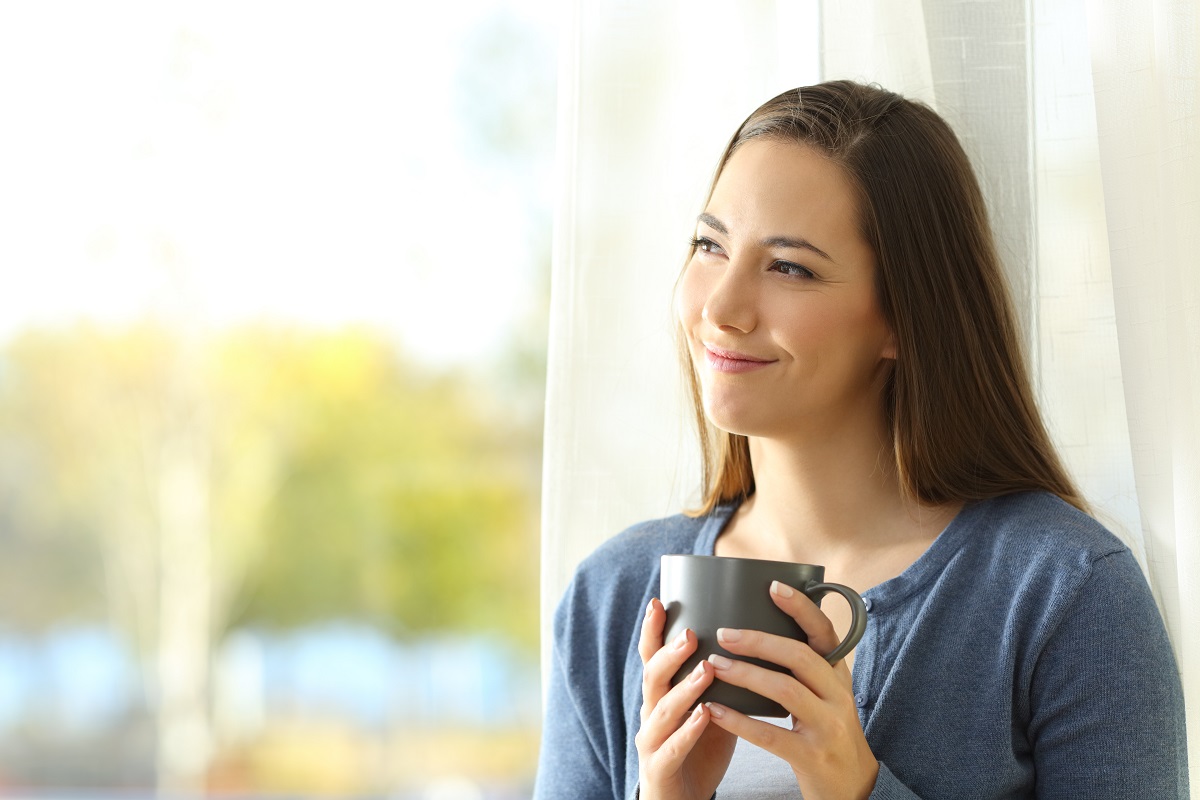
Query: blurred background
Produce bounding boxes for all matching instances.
[0,1,554,797]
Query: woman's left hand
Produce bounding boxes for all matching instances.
[703,580,879,800]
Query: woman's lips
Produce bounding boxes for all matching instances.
[703,344,777,374]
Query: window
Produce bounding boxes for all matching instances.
[0,2,554,796]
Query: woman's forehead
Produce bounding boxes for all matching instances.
[704,139,871,266]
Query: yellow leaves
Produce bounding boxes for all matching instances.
[0,319,543,647]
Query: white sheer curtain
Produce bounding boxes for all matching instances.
[542,0,1198,781]
[541,0,822,644]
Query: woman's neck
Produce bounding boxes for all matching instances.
[721,429,958,566]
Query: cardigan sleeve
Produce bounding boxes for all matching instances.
[533,583,623,800]
[1026,550,1189,798]
[868,763,925,799]
[861,547,1188,800]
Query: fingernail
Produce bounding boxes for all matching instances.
[716,627,742,644]
[690,660,707,683]
[771,580,795,598]
[708,653,733,670]
[645,599,655,618]
[673,629,691,649]
[705,702,726,719]
[691,703,705,723]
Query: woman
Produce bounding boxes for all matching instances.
[533,81,1188,799]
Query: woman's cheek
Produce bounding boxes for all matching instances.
[676,259,710,329]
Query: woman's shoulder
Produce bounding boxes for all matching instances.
[906,492,1166,671]
[552,508,730,656]
[971,491,1130,562]
[559,506,729,603]
[954,491,1145,599]
[587,509,722,567]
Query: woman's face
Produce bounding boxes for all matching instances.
[677,138,895,443]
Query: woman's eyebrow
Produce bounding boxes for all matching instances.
[697,212,836,263]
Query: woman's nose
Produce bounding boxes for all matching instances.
[701,265,757,333]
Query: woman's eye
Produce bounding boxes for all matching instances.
[771,260,816,279]
[690,236,724,255]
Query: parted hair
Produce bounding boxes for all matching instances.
[681,80,1085,515]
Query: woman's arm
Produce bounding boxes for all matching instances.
[533,588,623,800]
[532,630,617,800]
[863,548,1189,800]
[1026,550,1189,798]
[866,764,924,799]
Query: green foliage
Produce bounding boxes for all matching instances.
[0,323,542,649]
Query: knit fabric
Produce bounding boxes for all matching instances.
[532,492,1189,799]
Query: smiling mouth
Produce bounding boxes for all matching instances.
[703,344,776,374]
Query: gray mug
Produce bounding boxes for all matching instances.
[660,554,868,718]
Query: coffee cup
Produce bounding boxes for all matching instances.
[660,554,868,718]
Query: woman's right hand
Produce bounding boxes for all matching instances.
[635,598,736,800]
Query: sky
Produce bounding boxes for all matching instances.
[0,1,557,365]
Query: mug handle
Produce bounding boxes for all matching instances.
[804,582,868,664]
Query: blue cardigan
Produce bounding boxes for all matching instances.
[533,492,1189,799]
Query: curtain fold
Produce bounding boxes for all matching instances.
[1086,0,1200,768]
[542,0,1197,780]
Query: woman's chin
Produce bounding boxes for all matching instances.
[702,403,766,438]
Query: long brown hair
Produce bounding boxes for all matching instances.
[682,80,1085,515]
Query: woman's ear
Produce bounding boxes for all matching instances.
[880,328,897,361]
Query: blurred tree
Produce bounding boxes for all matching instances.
[0,321,542,782]
[213,326,541,646]
[0,323,540,640]
[0,322,214,788]
[0,324,177,642]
